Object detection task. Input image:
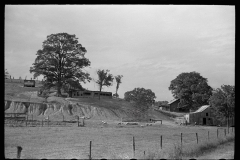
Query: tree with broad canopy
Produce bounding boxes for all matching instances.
[30,33,91,97]
[124,87,156,111]
[169,71,212,111]
[209,85,235,127]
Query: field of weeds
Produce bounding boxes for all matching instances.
[4,121,234,159]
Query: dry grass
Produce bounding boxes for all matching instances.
[155,109,187,118]
[4,122,234,159]
[144,132,235,159]
[5,82,41,100]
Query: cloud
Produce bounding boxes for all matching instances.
[5,5,235,101]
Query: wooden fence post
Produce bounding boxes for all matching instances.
[181,133,183,147]
[25,115,28,127]
[133,136,135,157]
[196,133,198,144]
[77,116,79,127]
[144,151,145,159]
[208,131,209,140]
[89,141,92,160]
[160,135,162,149]
[83,118,85,127]
[32,114,33,126]
[217,129,218,138]
[17,146,22,159]
[48,115,49,127]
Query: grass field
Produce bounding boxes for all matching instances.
[4,123,234,159]
[5,82,41,101]
[4,82,235,159]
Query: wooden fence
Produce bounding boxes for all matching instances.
[4,113,85,127]
[5,125,234,159]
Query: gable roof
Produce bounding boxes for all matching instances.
[168,99,180,105]
[192,105,210,113]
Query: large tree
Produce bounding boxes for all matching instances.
[30,33,91,96]
[209,85,235,127]
[124,88,156,111]
[96,69,114,100]
[114,75,123,98]
[169,71,212,111]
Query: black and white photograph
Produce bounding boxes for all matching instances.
[5,5,235,159]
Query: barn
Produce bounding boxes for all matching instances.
[184,105,219,125]
[168,99,189,112]
[69,90,112,99]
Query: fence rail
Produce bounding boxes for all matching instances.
[4,114,85,127]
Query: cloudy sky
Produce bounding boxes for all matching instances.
[5,5,235,101]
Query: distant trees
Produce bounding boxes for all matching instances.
[114,75,123,98]
[169,71,212,111]
[95,69,114,100]
[124,87,156,111]
[209,85,235,127]
[30,33,91,97]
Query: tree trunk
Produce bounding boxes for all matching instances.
[99,86,102,100]
[57,80,62,97]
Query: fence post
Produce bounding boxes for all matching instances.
[208,131,209,140]
[48,115,49,127]
[32,114,33,126]
[77,116,79,127]
[83,118,85,127]
[181,133,182,147]
[89,141,92,160]
[217,129,218,138]
[196,133,198,144]
[17,146,22,159]
[133,136,135,157]
[160,135,162,149]
[161,120,162,125]
[224,129,226,137]
[144,151,145,159]
[25,115,28,127]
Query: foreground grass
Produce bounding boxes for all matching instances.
[5,124,225,159]
[144,133,235,159]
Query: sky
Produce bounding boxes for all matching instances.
[5,5,235,101]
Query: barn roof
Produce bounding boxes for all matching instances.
[168,99,180,105]
[192,105,210,113]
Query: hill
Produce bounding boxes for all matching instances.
[5,82,173,122]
